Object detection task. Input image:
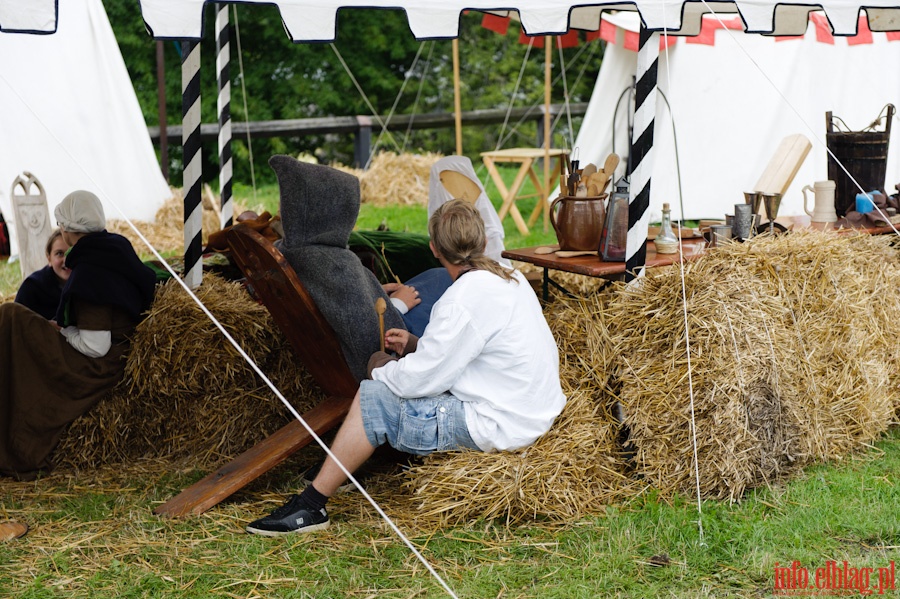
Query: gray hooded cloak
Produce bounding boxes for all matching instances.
[269,155,406,382]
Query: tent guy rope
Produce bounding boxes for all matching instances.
[0,64,462,599]
[654,19,706,544]
[329,43,403,162]
[232,4,258,201]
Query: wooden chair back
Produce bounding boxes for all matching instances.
[224,223,357,399]
[10,171,52,278]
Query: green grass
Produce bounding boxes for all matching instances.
[1,428,898,597]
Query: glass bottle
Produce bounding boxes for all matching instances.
[599,177,629,262]
[655,202,678,254]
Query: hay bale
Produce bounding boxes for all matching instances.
[399,389,633,529]
[351,151,443,206]
[400,231,900,525]
[397,296,635,528]
[56,274,323,469]
[608,231,900,501]
[606,254,803,501]
[717,232,900,460]
[106,187,221,255]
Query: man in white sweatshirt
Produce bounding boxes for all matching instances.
[247,199,566,536]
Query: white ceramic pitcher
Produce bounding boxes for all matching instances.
[802,180,837,228]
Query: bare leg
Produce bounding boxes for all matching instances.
[312,389,377,497]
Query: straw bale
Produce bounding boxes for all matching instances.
[395,296,637,529]
[607,231,900,501]
[56,274,322,469]
[716,232,900,459]
[398,390,633,529]
[336,151,443,206]
[106,187,221,255]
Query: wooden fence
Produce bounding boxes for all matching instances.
[148,103,588,167]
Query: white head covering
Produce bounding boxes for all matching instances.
[428,156,511,267]
[54,190,106,233]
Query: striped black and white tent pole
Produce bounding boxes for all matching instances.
[624,26,661,283]
[181,40,203,289]
[216,4,233,230]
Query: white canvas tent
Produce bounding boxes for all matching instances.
[4,0,900,231]
[572,11,900,222]
[0,0,171,257]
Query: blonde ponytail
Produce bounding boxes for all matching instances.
[429,199,517,283]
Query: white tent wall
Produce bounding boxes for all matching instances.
[575,12,900,222]
[0,0,171,256]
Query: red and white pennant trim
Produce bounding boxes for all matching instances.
[482,12,900,49]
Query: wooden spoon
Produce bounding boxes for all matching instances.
[590,172,612,196]
[375,297,387,352]
[602,153,620,178]
[581,163,598,179]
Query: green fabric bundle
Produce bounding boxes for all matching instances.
[349,230,440,284]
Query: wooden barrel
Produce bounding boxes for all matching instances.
[827,104,894,217]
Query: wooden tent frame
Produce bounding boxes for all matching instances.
[154,224,357,517]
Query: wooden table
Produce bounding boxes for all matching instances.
[503,239,707,301]
[764,213,899,235]
[504,215,899,302]
[481,148,568,235]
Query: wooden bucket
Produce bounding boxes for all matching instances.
[826,104,894,217]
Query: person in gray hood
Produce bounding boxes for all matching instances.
[268,155,406,382]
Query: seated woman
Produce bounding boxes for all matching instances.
[14,229,70,320]
[269,155,407,382]
[0,191,157,481]
[400,155,511,336]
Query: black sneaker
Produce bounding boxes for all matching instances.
[245,495,329,536]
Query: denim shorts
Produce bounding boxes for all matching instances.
[359,380,481,456]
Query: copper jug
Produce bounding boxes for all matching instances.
[549,194,608,252]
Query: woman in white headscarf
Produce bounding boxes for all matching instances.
[398,156,512,336]
[427,156,510,267]
[0,190,156,481]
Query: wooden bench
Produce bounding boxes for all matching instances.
[154,224,357,517]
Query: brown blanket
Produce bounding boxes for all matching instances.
[0,301,134,480]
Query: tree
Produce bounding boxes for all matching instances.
[103,1,604,186]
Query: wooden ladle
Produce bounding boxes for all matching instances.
[375,297,387,352]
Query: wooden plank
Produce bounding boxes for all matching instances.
[154,395,352,517]
[754,134,812,198]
